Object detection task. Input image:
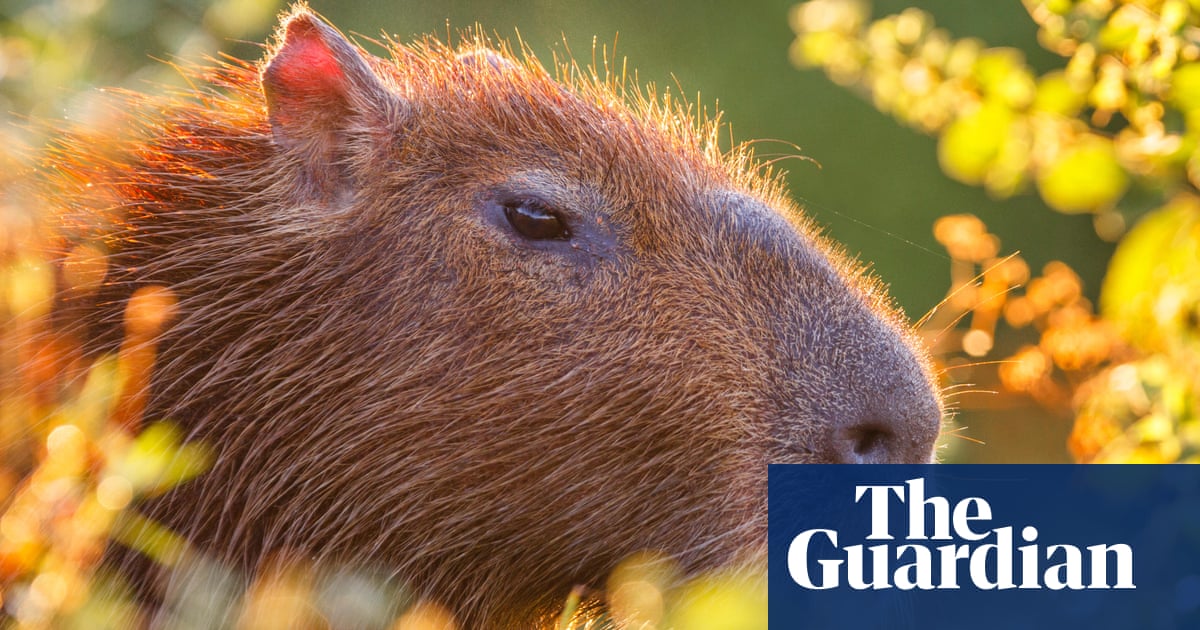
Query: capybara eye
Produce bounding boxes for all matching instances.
[503,200,570,240]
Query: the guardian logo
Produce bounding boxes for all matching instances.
[788,478,1135,591]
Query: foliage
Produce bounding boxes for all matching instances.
[0,0,280,128]
[1,215,211,627]
[791,0,1200,462]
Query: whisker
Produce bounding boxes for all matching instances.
[940,388,1000,399]
[916,252,1022,328]
[938,359,1018,371]
[928,282,1022,346]
[942,430,985,446]
[757,153,818,172]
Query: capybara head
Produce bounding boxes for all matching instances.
[42,5,942,626]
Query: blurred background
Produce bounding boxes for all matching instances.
[0,0,1166,463]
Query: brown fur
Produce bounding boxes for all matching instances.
[39,5,942,627]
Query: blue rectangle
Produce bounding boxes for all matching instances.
[768,465,1200,629]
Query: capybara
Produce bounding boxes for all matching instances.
[36,5,942,627]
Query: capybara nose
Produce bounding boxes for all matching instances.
[812,299,944,464]
[708,193,943,465]
[814,341,943,464]
[827,395,941,464]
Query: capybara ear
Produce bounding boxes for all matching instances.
[262,8,398,188]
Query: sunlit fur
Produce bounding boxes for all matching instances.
[41,4,942,626]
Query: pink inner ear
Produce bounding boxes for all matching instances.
[274,29,346,100]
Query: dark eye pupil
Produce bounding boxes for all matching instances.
[503,202,569,240]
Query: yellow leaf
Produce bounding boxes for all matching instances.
[1100,197,1200,351]
[669,569,766,630]
[1170,63,1200,111]
[938,103,1015,185]
[1036,136,1128,212]
[1032,71,1086,117]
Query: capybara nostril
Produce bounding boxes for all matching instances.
[847,423,893,462]
[832,410,940,464]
